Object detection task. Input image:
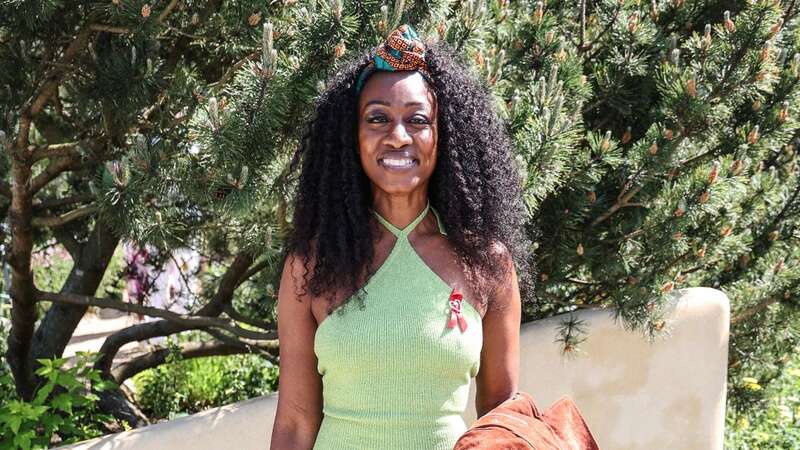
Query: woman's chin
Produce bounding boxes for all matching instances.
[372,179,424,195]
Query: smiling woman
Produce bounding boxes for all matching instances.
[270,24,535,450]
[358,71,438,196]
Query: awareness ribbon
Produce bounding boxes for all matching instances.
[447,288,468,332]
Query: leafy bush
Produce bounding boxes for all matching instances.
[0,321,16,411]
[133,338,278,420]
[0,352,121,450]
[725,348,800,448]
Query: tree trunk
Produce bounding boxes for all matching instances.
[6,157,38,400]
[27,219,119,389]
[96,380,152,428]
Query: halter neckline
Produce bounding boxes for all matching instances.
[371,201,446,238]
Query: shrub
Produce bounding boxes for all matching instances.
[133,338,278,420]
[0,352,121,449]
[725,349,800,448]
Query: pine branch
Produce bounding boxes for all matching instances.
[222,304,274,332]
[589,184,643,227]
[208,50,260,93]
[17,0,184,152]
[87,0,177,36]
[158,0,180,23]
[579,0,586,51]
[88,24,130,34]
[731,296,781,325]
[708,14,767,102]
[235,257,272,287]
[162,25,208,40]
[196,252,257,316]
[781,0,797,28]
[583,4,623,60]
[766,181,800,233]
[31,204,98,228]
[29,142,81,162]
[32,193,94,211]
[35,289,275,341]
[110,337,277,383]
[17,25,93,151]
[203,327,278,358]
[29,154,83,195]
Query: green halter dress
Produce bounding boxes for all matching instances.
[312,201,484,449]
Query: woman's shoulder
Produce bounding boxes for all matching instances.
[283,238,321,289]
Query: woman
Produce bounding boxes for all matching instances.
[271,24,533,449]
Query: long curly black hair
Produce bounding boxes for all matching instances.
[283,38,536,318]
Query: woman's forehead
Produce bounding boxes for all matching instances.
[358,71,436,110]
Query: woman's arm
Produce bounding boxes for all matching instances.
[270,253,324,449]
[474,243,521,418]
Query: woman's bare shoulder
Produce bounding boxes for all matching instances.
[280,239,322,306]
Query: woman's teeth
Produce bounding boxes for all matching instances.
[380,158,416,168]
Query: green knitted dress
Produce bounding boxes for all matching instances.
[313,201,483,449]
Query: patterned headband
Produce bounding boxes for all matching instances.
[355,24,434,94]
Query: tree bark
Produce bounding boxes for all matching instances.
[27,219,119,389]
[5,157,38,400]
[96,385,152,429]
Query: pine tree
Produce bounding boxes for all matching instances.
[0,0,798,433]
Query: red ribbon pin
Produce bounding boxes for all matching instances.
[447,288,468,332]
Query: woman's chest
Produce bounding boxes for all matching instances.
[313,273,484,378]
[310,234,486,327]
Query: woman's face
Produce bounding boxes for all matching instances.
[357,70,438,197]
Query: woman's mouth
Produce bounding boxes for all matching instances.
[378,157,419,171]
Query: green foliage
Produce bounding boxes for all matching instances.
[726,346,800,448]
[31,247,72,298]
[132,338,278,420]
[1,1,800,447]
[0,352,120,450]
[0,323,15,409]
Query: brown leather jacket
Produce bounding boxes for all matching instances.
[453,391,601,449]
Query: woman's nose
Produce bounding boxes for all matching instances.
[385,122,413,148]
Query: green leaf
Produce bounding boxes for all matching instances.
[32,382,55,405]
[85,371,102,382]
[24,405,48,421]
[55,373,82,390]
[51,393,73,414]
[6,416,21,435]
[12,430,33,450]
[94,379,118,392]
[40,414,64,435]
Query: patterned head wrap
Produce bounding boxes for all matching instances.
[355,24,434,94]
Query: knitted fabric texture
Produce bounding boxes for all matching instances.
[313,201,483,449]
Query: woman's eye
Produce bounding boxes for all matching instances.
[365,115,430,124]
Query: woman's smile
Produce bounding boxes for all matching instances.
[379,157,419,170]
[378,150,420,171]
